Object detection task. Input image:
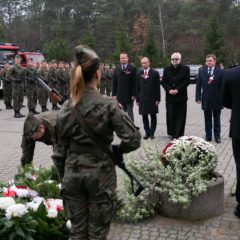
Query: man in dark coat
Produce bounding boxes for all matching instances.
[136,57,160,139]
[222,65,240,219]
[112,52,137,121]
[161,52,190,139]
[196,54,224,143]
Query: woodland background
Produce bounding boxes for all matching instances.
[0,0,240,66]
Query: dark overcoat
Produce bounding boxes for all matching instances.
[136,69,160,115]
[195,66,224,111]
[222,66,240,139]
[161,64,190,103]
[112,64,137,104]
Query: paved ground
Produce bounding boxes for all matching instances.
[0,85,239,240]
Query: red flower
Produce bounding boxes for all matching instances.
[56,204,63,212]
[162,142,173,155]
[3,188,17,197]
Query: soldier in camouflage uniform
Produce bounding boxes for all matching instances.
[99,63,107,94]
[52,45,141,240]
[7,55,25,118]
[58,61,68,99]
[37,61,49,112]
[21,112,57,166]
[23,59,39,114]
[64,62,71,98]
[105,64,113,96]
[0,62,13,109]
[48,60,60,110]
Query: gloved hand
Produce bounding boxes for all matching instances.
[112,144,125,166]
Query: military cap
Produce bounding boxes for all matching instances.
[74,45,99,65]
[15,54,21,59]
[51,59,58,64]
[23,114,41,137]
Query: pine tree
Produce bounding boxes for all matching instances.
[43,24,70,61]
[204,16,226,64]
[0,23,5,41]
[142,20,160,67]
[113,11,132,62]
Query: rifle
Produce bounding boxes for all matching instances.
[37,77,65,105]
[25,76,36,83]
[72,106,144,197]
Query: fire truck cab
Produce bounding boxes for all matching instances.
[19,52,45,68]
[0,42,20,93]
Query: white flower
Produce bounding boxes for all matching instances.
[46,198,63,211]
[44,180,54,184]
[5,204,28,220]
[0,197,16,210]
[47,208,58,218]
[66,220,72,229]
[29,190,39,198]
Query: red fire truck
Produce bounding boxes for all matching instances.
[19,51,45,68]
[0,42,20,94]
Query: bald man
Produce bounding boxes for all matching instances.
[161,53,190,139]
[136,57,161,139]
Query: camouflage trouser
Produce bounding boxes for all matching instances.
[12,83,24,111]
[49,81,58,104]
[3,82,12,106]
[38,87,49,107]
[58,82,68,98]
[100,80,106,95]
[26,84,38,109]
[62,165,117,240]
[106,79,112,96]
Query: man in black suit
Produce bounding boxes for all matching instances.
[136,57,160,139]
[196,54,224,143]
[222,65,240,219]
[112,52,136,121]
[162,52,190,139]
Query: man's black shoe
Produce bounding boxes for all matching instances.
[21,104,26,107]
[234,208,240,219]
[150,135,155,139]
[205,137,212,142]
[215,138,221,143]
[143,135,149,140]
[6,105,13,109]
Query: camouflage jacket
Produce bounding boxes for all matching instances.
[0,67,10,83]
[21,111,58,166]
[37,68,49,83]
[58,68,67,84]
[7,64,24,86]
[48,67,58,84]
[23,67,37,87]
[52,88,141,179]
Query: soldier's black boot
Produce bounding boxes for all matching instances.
[19,111,25,118]
[33,109,40,114]
[6,104,13,110]
[41,106,48,112]
[52,104,60,110]
[31,108,40,115]
[14,110,24,118]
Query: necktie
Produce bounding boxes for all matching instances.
[122,65,125,70]
[144,70,147,76]
[208,67,212,76]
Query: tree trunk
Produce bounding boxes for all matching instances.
[157,0,166,57]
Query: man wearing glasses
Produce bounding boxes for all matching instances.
[195,54,224,143]
[20,112,57,166]
[162,52,190,139]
